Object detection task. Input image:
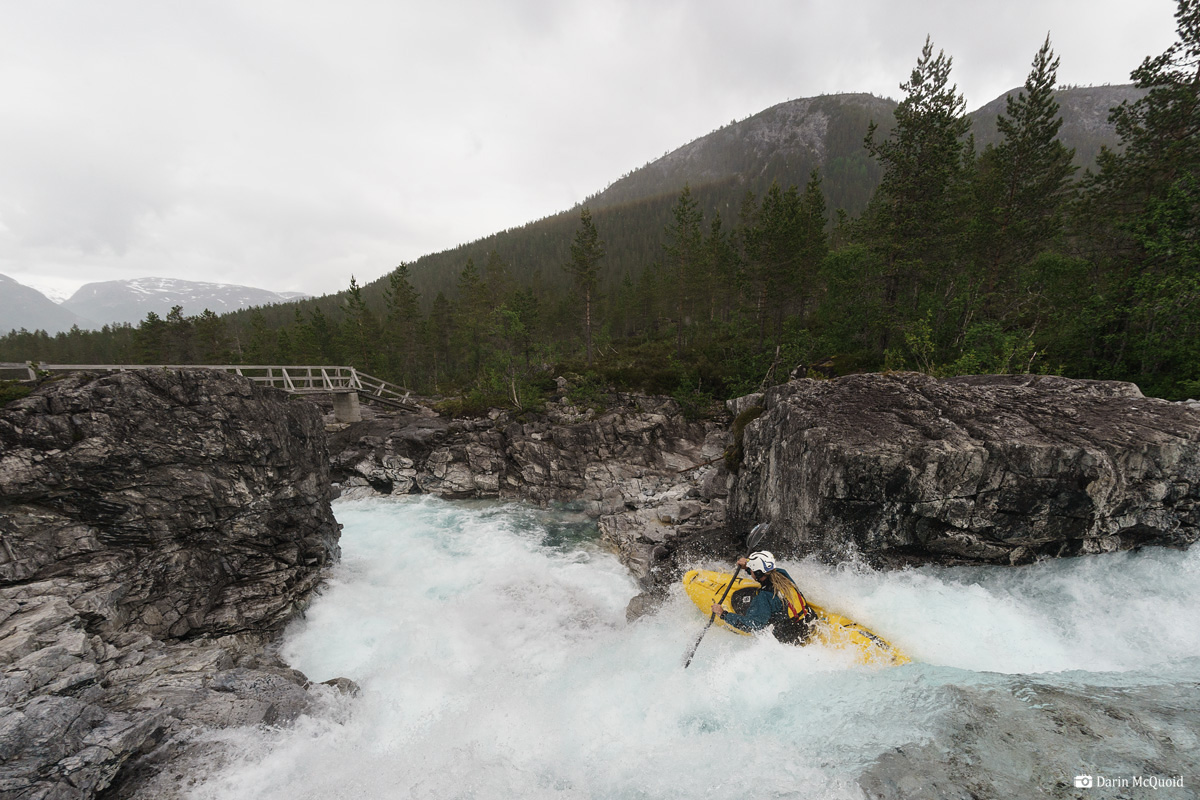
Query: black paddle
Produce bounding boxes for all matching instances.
[682,522,769,669]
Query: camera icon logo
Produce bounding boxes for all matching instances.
[1075,775,1094,788]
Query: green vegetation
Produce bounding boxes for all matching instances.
[725,405,765,473]
[0,380,32,406]
[565,208,606,367]
[4,4,1198,408]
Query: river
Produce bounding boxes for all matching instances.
[182,496,1200,799]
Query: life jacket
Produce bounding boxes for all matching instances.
[770,572,814,622]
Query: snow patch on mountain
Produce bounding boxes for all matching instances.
[61,277,309,327]
[0,274,98,334]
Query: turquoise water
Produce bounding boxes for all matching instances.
[185,496,1200,799]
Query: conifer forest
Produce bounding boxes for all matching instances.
[5,4,1199,414]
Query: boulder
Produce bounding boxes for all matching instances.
[0,369,342,799]
[727,372,1200,566]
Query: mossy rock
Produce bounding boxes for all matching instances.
[724,405,765,473]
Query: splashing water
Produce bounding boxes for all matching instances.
[184,496,1200,800]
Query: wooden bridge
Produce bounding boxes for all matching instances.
[0,363,420,420]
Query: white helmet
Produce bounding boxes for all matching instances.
[747,550,775,576]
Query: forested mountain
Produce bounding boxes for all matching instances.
[6,5,1198,410]
[386,85,1135,308]
[588,93,898,214]
[970,84,1145,167]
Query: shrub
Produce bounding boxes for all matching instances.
[0,380,32,406]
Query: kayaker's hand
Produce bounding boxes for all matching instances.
[711,603,725,617]
[736,557,749,568]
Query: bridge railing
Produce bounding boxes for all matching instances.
[0,363,419,411]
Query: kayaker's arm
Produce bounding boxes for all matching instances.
[714,591,778,632]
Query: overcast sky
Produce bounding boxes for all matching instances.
[0,0,1180,301]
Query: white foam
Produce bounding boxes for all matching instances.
[183,497,1200,799]
[789,545,1200,675]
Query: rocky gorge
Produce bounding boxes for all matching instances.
[2,367,1199,798]
[328,372,1200,601]
[324,386,733,591]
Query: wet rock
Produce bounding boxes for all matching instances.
[321,676,362,696]
[0,369,339,799]
[198,666,313,727]
[859,679,1200,800]
[728,373,1200,566]
[0,695,168,800]
[624,590,666,623]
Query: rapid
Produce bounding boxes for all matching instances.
[184,496,1200,799]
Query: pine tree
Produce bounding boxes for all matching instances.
[745,182,803,347]
[243,310,277,364]
[340,276,381,372]
[976,36,1077,291]
[289,307,316,363]
[506,287,541,368]
[1076,0,1200,270]
[483,250,513,309]
[796,171,829,322]
[662,186,704,357]
[194,309,230,363]
[1076,0,1200,393]
[305,307,338,363]
[565,207,606,366]
[455,259,489,379]
[611,271,638,338]
[384,263,421,387]
[865,36,972,334]
[702,214,738,324]
[429,292,454,391]
[133,312,167,363]
[1102,0,1200,209]
[163,306,194,363]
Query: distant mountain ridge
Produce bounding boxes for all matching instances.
[0,274,97,336]
[969,84,1145,165]
[61,277,309,328]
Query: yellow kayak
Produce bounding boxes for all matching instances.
[682,569,911,667]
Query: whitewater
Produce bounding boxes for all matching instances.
[183,496,1200,799]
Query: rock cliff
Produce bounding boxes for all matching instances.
[0,369,341,799]
[326,393,730,583]
[728,373,1200,566]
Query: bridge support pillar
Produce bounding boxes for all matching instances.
[332,391,362,423]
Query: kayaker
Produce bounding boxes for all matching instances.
[710,551,817,644]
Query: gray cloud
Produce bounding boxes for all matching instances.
[0,0,1180,300]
